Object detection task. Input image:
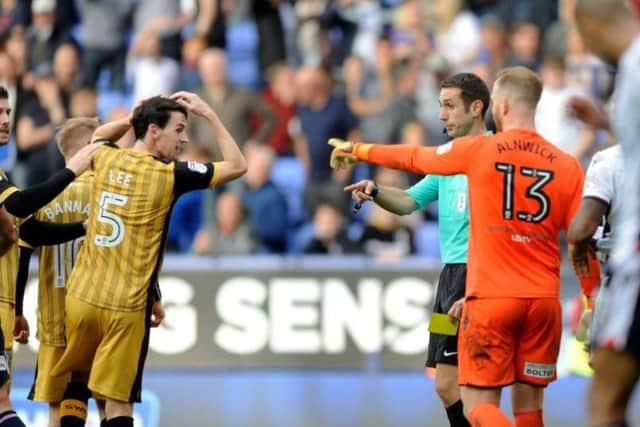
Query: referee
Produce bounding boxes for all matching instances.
[345,73,490,427]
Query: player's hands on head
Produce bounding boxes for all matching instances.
[66,143,101,176]
[344,180,376,205]
[13,315,29,344]
[150,301,165,327]
[448,297,465,323]
[170,91,212,118]
[567,96,610,129]
[328,138,356,169]
[129,96,150,123]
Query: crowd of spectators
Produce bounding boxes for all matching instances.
[0,0,614,258]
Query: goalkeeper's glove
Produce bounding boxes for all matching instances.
[575,308,593,342]
[328,138,357,169]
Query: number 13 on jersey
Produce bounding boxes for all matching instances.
[495,162,554,223]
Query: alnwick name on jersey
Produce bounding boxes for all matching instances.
[496,139,558,163]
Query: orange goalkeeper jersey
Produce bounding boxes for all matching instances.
[354,128,599,298]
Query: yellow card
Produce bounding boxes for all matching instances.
[428,313,459,336]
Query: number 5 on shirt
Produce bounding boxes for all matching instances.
[95,191,128,248]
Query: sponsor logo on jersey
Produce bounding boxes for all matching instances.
[0,354,8,372]
[187,161,208,174]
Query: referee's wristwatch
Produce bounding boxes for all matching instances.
[352,181,379,214]
[368,181,379,199]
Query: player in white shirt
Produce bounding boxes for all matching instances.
[571,145,624,257]
[569,145,623,343]
[575,1,640,426]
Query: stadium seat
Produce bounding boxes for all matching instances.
[226,20,261,90]
[349,197,372,222]
[414,221,440,258]
[71,24,84,45]
[97,91,133,120]
[271,156,306,227]
[347,222,364,242]
[287,222,315,254]
[351,163,371,183]
[97,68,112,92]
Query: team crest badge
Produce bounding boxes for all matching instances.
[187,161,207,174]
[436,141,453,155]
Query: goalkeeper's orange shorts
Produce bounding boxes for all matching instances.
[458,297,562,387]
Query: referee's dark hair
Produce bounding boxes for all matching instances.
[0,86,8,100]
[131,96,188,140]
[440,73,491,117]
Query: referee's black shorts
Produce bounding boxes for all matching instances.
[426,263,466,368]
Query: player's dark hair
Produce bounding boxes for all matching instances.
[131,96,188,140]
[0,86,8,100]
[440,73,491,117]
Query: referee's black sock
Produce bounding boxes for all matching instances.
[105,416,134,427]
[445,400,471,427]
[101,419,107,427]
[599,421,629,427]
[60,381,91,427]
[0,410,26,427]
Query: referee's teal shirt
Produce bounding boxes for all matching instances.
[406,174,469,264]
